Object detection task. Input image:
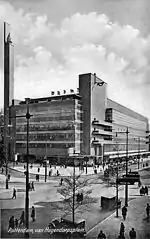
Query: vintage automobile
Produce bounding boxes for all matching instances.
[47,218,86,238]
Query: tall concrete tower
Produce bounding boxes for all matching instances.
[79,73,107,158]
[3,22,14,184]
[4,22,14,108]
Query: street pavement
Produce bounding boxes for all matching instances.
[87,195,150,239]
[9,163,107,176]
[0,159,150,238]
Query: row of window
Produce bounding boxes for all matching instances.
[104,143,147,152]
[16,115,76,123]
[16,133,75,141]
[16,143,75,149]
[113,110,147,130]
[16,123,83,132]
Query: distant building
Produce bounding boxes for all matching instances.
[14,92,83,161]
[12,73,149,163]
[79,73,149,164]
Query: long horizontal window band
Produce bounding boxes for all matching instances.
[16,140,81,144]
[16,115,80,123]
[16,119,83,126]
[16,106,82,116]
[16,123,83,132]
[16,130,83,134]
[16,133,77,141]
[16,143,75,149]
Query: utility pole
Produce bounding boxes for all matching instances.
[138,137,140,170]
[72,157,76,223]
[116,155,119,218]
[125,127,129,207]
[25,98,32,237]
[114,132,119,218]
[45,136,47,182]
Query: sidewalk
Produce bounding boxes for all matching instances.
[87,195,150,239]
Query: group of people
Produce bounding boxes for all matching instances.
[97,202,150,238]
[139,185,148,195]
[118,223,136,239]
[76,192,83,203]
[97,224,136,239]
[8,206,36,231]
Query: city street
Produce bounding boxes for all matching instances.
[0,159,150,238]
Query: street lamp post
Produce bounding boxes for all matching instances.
[45,136,48,183]
[73,159,75,224]
[125,127,129,207]
[114,133,119,218]
[138,137,140,170]
[114,127,129,207]
[116,155,119,218]
[25,98,32,237]
[72,157,78,224]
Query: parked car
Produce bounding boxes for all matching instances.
[47,218,86,238]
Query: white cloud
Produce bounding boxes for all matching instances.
[0,2,150,120]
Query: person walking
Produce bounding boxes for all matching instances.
[122,205,127,220]
[31,181,35,191]
[129,228,136,239]
[60,178,63,186]
[15,218,18,228]
[145,186,148,195]
[97,230,106,239]
[31,206,35,222]
[8,216,15,232]
[19,211,25,226]
[12,188,16,199]
[119,222,125,238]
[146,203,150,219]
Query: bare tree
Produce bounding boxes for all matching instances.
[53,173,94,223]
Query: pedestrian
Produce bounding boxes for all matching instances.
[145,186,148,195]
[28,182,31,191]
[1,167,4,174]
[138,181,141,187]
[129,228,136,239]
[122,205,127,220]
[60,178,63,186]
[31,206,35,222]
[57,170,60,176]
[12,188,16,199]
[146,203,150,219]
[15,218,18,228]
[49,170,51,177]
[8,216,15,231]
[19,211,25,226]
[119,222,125,238]
[97,230,106,239]
[37,167,40,173]
[32,181,35,191]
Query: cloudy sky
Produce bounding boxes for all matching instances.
[0,0,150,120]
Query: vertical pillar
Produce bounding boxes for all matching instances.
[4,22,14,189]
[125,127,129,207]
